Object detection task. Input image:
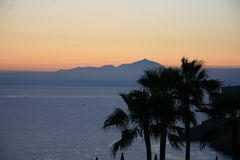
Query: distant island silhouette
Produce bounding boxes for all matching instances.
[0,59,240,86]
[58,59,162,72]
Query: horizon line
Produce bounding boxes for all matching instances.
[1,66,240,72]
[1,58,240,72]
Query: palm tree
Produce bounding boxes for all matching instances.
[103,90,153,160]
[138,67,184,160]
[178,57,221,160]
[120,152,125,160]
[150,92,184,160]
[201,92,240,160]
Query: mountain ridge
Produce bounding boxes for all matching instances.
[58,59,162,72]
[0,59,240,86]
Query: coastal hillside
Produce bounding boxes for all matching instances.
[191,118,240,156]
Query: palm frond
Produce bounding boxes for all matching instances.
[137,68,162,90]
[196,70,208,81]
[103,108,129,130]
[199,129,216,150]
[150,123,165,139]
[111,129,138,157]
[120,90,152,126]
[168,133,184,151]
[189,110,197,126]
[169,126,184,137]
[202,79,221,101]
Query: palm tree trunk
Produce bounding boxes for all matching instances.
[159,128,167,160]
[144,126,152,160]
[185,118,191,160]
[232,122,239,160]
[185,108,191,160]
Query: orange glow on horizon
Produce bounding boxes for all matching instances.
[0,0,239,71]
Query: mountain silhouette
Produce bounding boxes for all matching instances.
[59,59,162,72]
[0,59,239,86]
[118,59,161,70]
[0,59,163,86]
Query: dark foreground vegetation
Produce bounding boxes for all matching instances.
[193,91,240,160]
[102,57,240,160]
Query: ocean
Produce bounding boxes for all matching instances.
[0,86,230,160]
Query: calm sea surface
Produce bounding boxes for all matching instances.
[0,86,230,160]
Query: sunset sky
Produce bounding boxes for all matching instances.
[0,0,240,71]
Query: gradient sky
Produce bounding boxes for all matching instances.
[0,0,240,71]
